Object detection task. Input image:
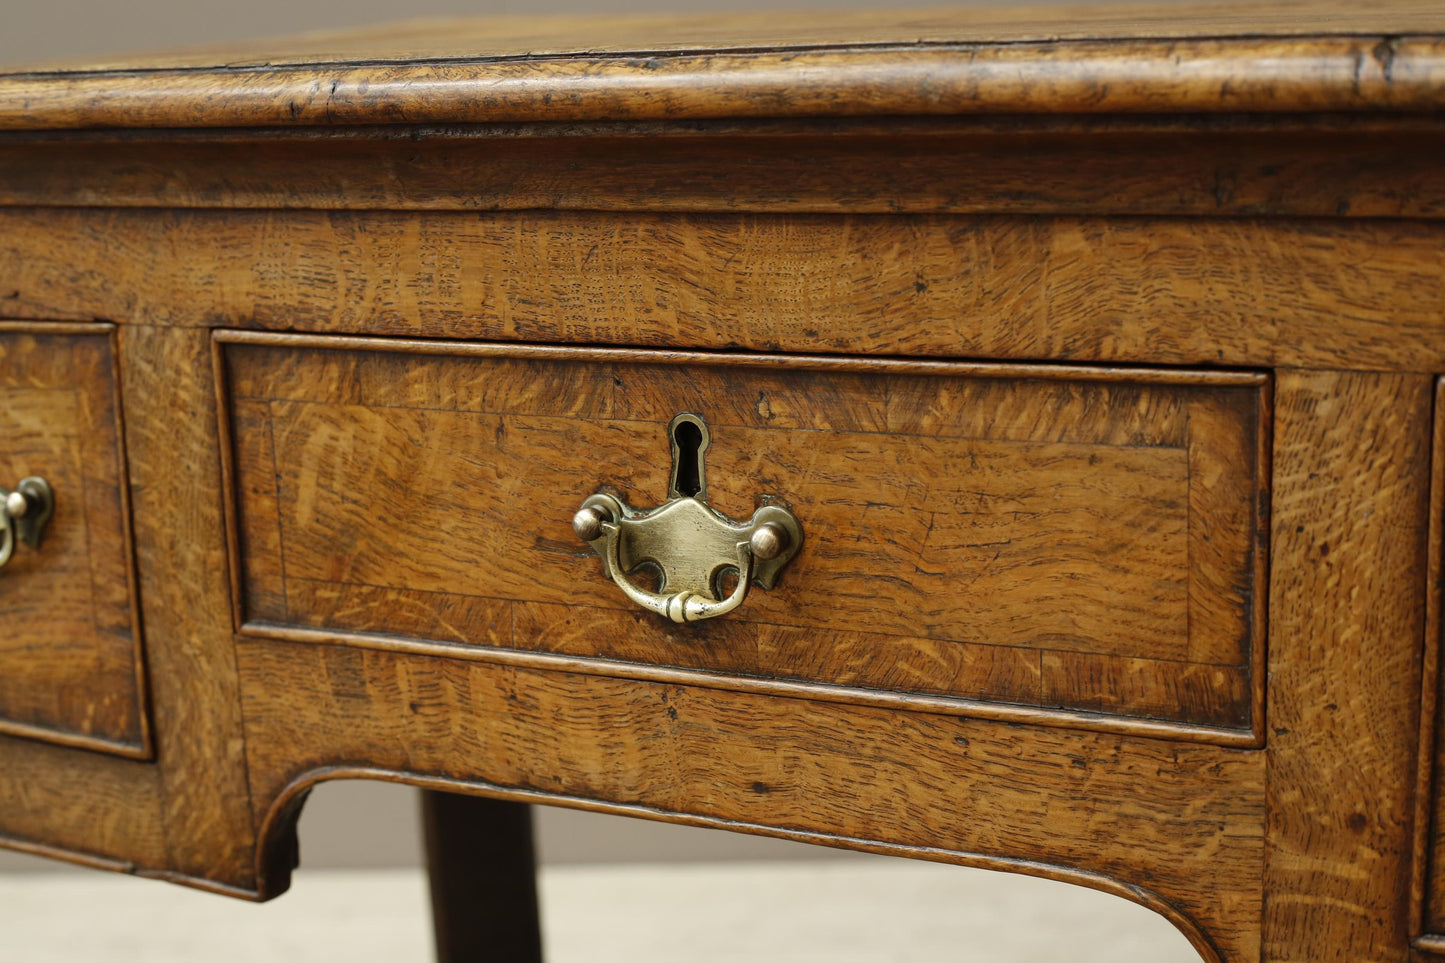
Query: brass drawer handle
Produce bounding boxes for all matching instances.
[0,476,55,568]
[573,414,802,624]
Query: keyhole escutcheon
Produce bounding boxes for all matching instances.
[668,413,710,500]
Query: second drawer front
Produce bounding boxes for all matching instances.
[0,322,148,757]
[221,334,1268,741]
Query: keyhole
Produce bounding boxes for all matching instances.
[669,414,709,500]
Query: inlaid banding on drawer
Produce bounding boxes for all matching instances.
[218,332,1269,742]
[0,322,150,758]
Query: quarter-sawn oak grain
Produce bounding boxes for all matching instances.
[0,322,148,756]
[237,638,1264,963]
[221,336,1267,738]
[117,325,260,890]
[1,210,1442,373]
[0,4,1441,961]
[1264,371,1433,961]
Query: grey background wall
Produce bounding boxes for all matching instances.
[2,0,940,68]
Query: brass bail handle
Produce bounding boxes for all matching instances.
[573,413,802,624]
[0,476,55,569]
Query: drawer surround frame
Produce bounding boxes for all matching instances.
[213,328,1271,748]
[236,636,1264,963]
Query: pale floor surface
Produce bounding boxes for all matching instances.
[0,860,1203,962]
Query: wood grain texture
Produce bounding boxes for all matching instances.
[1263,371,1433,960]
[4,116,1445,219]
[237,636,1266,963]
[2,26,1444,131]
[3,209,1443,373]
[0,8,1441,956]
[221,337,1267,738]
[0,325,280,898]
[0,118,1439,220]
[117,325,256,890]
[0,322,148,756]
[0,733,164,869]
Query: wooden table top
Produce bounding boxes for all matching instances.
[2,0,1443,129]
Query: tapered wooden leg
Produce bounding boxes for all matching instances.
[421,790,544,963]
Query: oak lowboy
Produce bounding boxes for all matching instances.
[2,3,1445,961]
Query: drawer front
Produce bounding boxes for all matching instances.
[0,323,148,757]
[220,333,1268,743]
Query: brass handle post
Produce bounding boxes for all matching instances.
[0,476,54,569]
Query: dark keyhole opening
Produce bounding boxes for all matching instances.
[673,419,705,497]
